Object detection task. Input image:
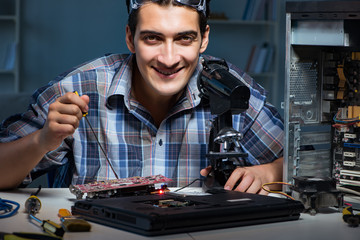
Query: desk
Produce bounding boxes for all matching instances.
[0,188,359,240]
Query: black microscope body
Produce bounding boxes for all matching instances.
[198,59,251,190]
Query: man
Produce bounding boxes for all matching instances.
[0,0,283,194]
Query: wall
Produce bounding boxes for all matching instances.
[20,0,129,92]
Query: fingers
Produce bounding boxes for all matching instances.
[40,92,90,151]
[237,177,262,194]
[49,92,89,127]
[200,165,212,176]
[225,167,265,194]
[47,107,80,134]
[202,165,270,195]
[224,168,246,191]
[258,188,269,195]
[58,92,89,114]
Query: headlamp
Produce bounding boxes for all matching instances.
[129,0,206,16]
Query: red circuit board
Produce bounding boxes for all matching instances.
[69,175,172,199]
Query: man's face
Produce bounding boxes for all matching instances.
[126,3,209,99]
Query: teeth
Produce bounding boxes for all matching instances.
[156,68,180,75]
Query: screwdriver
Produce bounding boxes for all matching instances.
[343,206,360,227]
[0,232,62,240]
[29,214,65,237]
[73,91,119,179]
[24,186,64,238]
[24,185,42,215]
[58,208,91,232]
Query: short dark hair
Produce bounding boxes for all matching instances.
[126,0,211,38]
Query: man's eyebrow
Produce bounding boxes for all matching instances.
[139,30,198,37]
[176,30,198,37]
[139,30,163,36]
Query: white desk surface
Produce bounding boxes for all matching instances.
[0,188,359,240]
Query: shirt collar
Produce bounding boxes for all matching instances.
[180,55,204,109]
[106,54,133,110]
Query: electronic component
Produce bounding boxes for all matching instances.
[285,2,360,201]
[330,52,360,192]
[285,48,360,193]
[69,174,172,199]
[148,198,194,208]
[72,189,304,236]
[291,176,343,215]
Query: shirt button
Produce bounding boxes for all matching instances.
[159,139,163,146]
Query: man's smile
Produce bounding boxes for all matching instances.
[153,66,184,76]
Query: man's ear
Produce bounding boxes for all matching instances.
[126,25,136,53]
[200,25,210,54]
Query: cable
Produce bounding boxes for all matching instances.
[333,109,360,126]
[337,186,360,197]
[174,179,297,200]
[0,197,20,218]
[173,178,202,192]
[261,182,295,200]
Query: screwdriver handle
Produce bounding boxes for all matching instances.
[29,214,65,237]
[73,91,88,117]
[25,195,41,215]
[42,220,65,237]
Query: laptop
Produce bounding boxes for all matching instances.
[71,188,304,236]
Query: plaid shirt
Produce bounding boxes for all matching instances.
[0,54,284,187]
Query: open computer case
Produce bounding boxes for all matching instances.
[284,1,360,200]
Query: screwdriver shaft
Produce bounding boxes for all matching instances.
[74,91,119,179]
[83,115,119,179]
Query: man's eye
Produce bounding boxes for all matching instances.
[144,35,161,43]
[178,36,195,45]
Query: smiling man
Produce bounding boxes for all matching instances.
[0,0,284,194]
[126,2,209,127]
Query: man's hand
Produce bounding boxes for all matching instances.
[38,92,89,152]
[0,92,90,189]
[200,157,283,195]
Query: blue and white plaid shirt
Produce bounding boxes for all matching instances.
[0,54,284,187]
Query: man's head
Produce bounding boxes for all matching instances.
[125,0,211,102]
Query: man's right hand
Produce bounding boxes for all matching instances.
[0,92,89,189]
[39,92,89,152]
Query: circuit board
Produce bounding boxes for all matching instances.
[69,175,172,199]
[328,51,360,191]
[286,47,360,193]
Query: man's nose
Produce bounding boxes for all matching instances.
[157,41,181,67]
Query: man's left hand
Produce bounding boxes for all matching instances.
[200,157,283,195]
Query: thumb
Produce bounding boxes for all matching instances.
[80,95,90,112]
[200,165,212,176]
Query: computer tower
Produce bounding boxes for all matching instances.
[284,1,360,194]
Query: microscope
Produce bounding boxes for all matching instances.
[198,58,250,190]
